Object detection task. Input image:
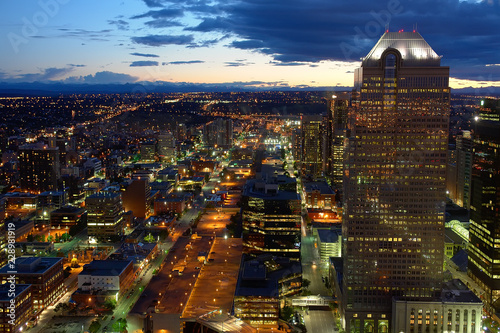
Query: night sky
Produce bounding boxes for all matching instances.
[1,0,499,90]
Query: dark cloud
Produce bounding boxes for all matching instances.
[132,34,194,46]
[131,8,184,19]
[145,19,183,28]
[130,52,160,58]
[162,0,500,81]
[270,62,309,67]
[64,71,139,84]
[108,19,130,30]
[130,61,159,67]
[142,0,165,7]
[224,62,247,67]
[164,60,205,65]
[68,64,86,67]
[13,67,75,82]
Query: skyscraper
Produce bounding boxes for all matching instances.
[456,131,473,209]
[342,32,450,331]
[18,143,60,194]
[203,118,233,148]
[327,93,350,188]
[468,98,500,314]
[301,114,325,178]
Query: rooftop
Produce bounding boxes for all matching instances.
[80,260,132,277]
[362,31,441,67]
[303,181,335,195]
[317,228,342,243]
[0,257,63,275]
[0,284,31,301]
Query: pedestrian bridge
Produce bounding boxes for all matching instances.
[291,295,336,307]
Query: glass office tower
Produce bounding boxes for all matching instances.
[468,99,500,314]
[342,32,450,332]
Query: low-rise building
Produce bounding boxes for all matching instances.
[108,243,158,274]
[315,227,342,262]
[392,279,483,333]
[0,284,32,333]
[74,260,134,304]
[0,257,64,311]
[234,255,302,329]
[303,181,336,210]
[49,205,85,229]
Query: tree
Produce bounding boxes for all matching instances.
[35,234,46,242]
[144,233,155,243]
[103,299,117,311]
[112,318,128,332]
[61,233,71,242]
[47,235,54,242]
[26,234,34,242]
[280,306,294,321]
[227,212,242,238]
[302,279,311,289]
[89,320,101,333]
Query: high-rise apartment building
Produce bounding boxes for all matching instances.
[18,143,60,193]
[301,114,325,178]
[203,119,233,148]
[342,32,450,331]
[157,131,176,163]
[86,192,124,241]
[468,98,500,314]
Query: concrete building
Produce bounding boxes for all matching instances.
[121,178,152,219]
[75,260,134,303]
[392,280,482,333]
[316,227,342,262]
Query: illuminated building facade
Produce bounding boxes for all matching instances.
[157,131,176,163]
[456,131,473,209]
[0,284,32,333]
[203,118,233,148]
[342,32,450,332]
[327,93,350,188]
[18,143,60,194]
[468,98,500,313]
[301,114,325,178]
[241,175,301,260]
[86,192,124,241]
[0,257,64,311]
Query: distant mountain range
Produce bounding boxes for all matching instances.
[0,81,498,96]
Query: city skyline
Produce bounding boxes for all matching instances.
[0,0,499,91]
